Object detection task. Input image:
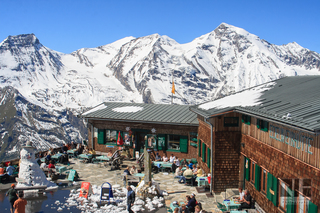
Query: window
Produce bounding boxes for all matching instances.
[224,117,239,127]
[257,118,268,132]
[296,194,309,213]
[168,135,180,150]
[105,130,118,143]
[279,180,288,211]
[250,161,255,184]
[242,114,251,125]
[189,132,198,143]
[261,168,268,195]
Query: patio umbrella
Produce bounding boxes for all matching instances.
[117,131,124,146]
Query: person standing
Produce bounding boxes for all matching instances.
[6,184,18,213]
[127,186,135,213]
[123,167,131,186]
[13,192,27,213]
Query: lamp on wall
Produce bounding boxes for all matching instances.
[241,143,245,148]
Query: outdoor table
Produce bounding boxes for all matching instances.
[78,154,93,162]
[181,167,187,171]
[230,211,246,213]
[55,166,67,174]
[223,200,241,211]
[40,158,45,163]
[67,149,76,154]
[161,163,173,172]
[134,173,145,177]
[196,176,209,187]
[51,153,62,160]
[170,201,185,211]
[95,155,110,161]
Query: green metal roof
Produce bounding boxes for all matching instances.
[80,102,198,126]
[190,76,320,132]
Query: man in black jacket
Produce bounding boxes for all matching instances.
[127,186,135,213]
[238,190,252,210]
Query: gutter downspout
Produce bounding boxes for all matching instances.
[205,118,214,195]
[90,122,94,150]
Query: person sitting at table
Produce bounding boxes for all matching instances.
[130,165,138,175]
[48,160,55,169]
[238,190,252,210]
[187,161,193,170]
[0,164,10,183]
[61,144,68,154]
[181,159,188,167]
[174,158,180,167]
[192,164,197,173]
[123,167,131,186]
[194,165,203,177]
[6,162,15,176]
[195,205,206,213]
[186,195,196,213]
[174,207,179,213]
[107,150,113,157]
[45,152,51,164]
[169,154,176,163]
[70,141,76,149]
[155,153,161,161]
[234,187,245,202]
[83,146,89,154]
[179,204,190,213]
[175,165,183,180]
[162,155,168,162]
[89,148,96,155]
[178,167,193,184]
[40,162,48,170]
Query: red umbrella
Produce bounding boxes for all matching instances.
[117,131,124,146]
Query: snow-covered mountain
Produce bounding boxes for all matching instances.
[0,86,86,161]
[0,23,320,159]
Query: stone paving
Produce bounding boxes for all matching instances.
[64,158,221,213]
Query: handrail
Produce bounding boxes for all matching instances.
[223,180,244,200]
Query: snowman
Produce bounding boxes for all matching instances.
[17,141,57,189]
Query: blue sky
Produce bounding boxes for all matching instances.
[1,0,319,53]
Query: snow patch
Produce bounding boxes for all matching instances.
[199,82,276,110]
[112,106,143,113]
[82,104,107,115]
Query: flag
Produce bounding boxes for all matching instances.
[117,131,124,146]
[172,80,175,94]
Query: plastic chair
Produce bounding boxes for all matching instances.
[217,202,228,211]
[185,175,193,185]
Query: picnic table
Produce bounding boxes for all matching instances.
[55,166,67,174]
[170,201,185,211]
[196,176,209,187]
[223,200,241,211]
[78,154,93,162]
[67,149,77,154]
[51,153,63,160]
[95,155,110,161]
[133,173,145,177]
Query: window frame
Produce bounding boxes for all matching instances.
[250,161,255,184]
[257,118,269,132]
[167,134,181,152]
[105,129,119,145]
[123,131,133,146]
[261,168,268,195]
[224,117,239,127]
[278,180,288,212]
[295,190,310,213]
[242,114,251,125]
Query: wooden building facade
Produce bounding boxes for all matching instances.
[190,76,320,213]
[81,102,199,160]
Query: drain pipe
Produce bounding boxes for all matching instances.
[205,118,214,195]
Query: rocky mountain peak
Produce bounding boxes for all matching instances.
[0,34,41,51]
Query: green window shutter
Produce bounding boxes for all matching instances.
[246,116,251,125]
[308,201,318,213]
[198,139,201,157]
[272,175,278,206]
[157,134,166,150]
[241,114,245,123]
[257,119,261,129]
[207,147,211,168]
[266,172,273,201]
[245,158,250,181]
[180,136,188,153]
[262,121,269,132]
[286,186,294,213]
[202,142,206,162]
[97,129,105,144]
[254,164,261,191]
